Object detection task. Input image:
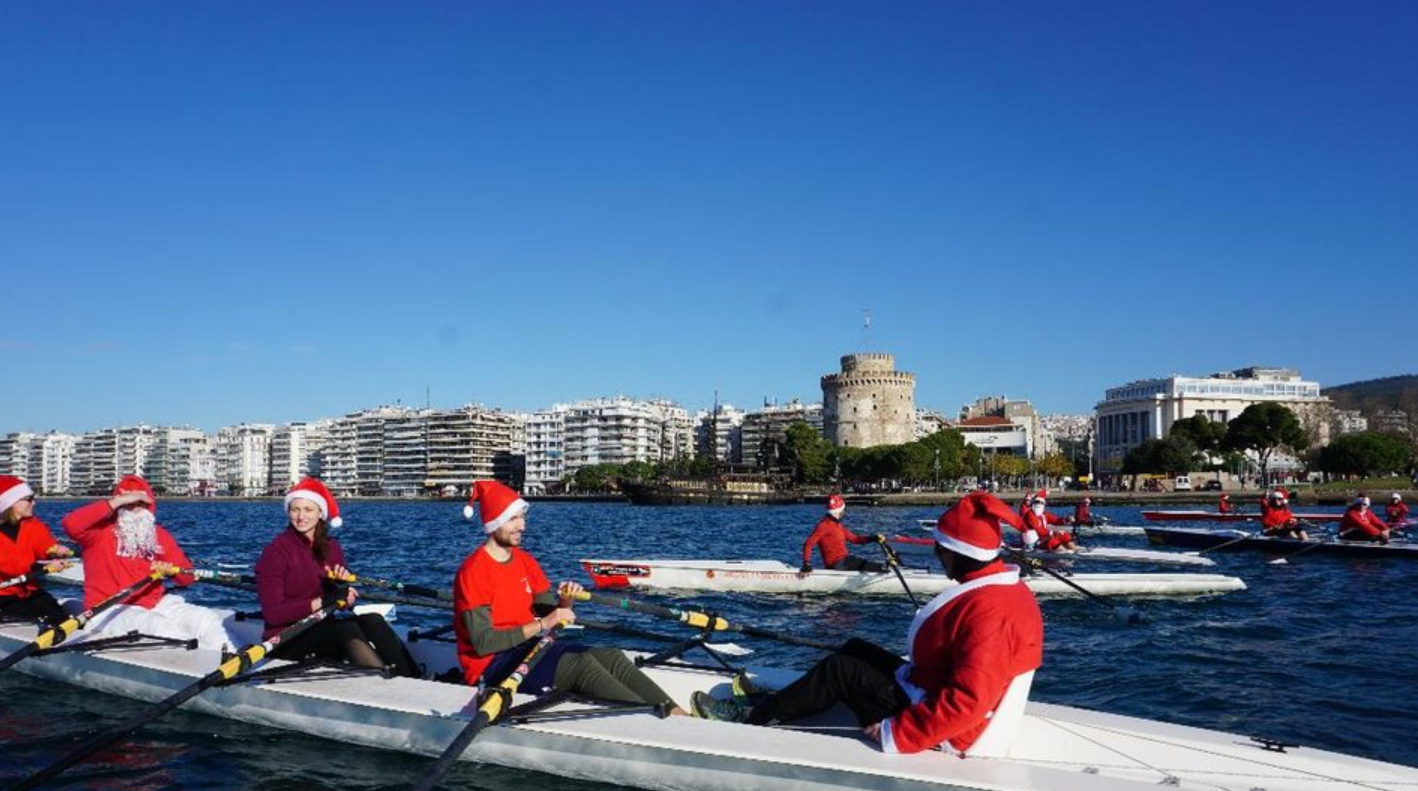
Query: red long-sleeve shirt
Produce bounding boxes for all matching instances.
[61,500,194,609]
[1261,506,1297,533]
[1339,507,1388,539]
[802,515,872,567]
[1022,508,1072,550]
[0,517,61,600]
[1385,502,1410,525]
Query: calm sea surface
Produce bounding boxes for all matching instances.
[2,500,1415,789]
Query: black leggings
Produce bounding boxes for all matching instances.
[0,590,67,625]
[269,613,419,677]
[748,638,909,726]
[829,556,887,573]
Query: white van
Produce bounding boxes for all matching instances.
[1174,475,1193,492]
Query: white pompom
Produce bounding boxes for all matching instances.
[1022,530,1038,549]
[463,504,475,520]
[329,516,343,529]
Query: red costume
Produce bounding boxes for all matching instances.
[1385,501,1410,526]
[1339,507,1389,540]
[0,517,60,601]
[61,477,194,609]
[1022,507,1072,551]
[1073,500,1091,524]
[802,515,872,568]
[1218,496,1232,514]
[452,545,551,685]
[1260,504,1297,535]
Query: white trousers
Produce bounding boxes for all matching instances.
[83,595,238,653]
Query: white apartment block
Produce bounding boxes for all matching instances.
[70,429,119,495]
[695,404,745,463]
[382,409,432,497]
[0,432,42,483]
[269,421,335,493]
[39,433,77,495]
[915,409,951,440]
[739,401,824,468]
[424,406,519,496]
[216,424,274,496]
[960,397,1046,457]
[524,406,568,495]
[145,428,213,495]
[558,397,693,475]
[1094,366,1330,474]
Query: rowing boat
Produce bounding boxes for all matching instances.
[3,601,1414,791]
[915,518,1147,537]
[1143,526,1418,559]
[886,536,1216,567]
[580,559,1246,597]
[1141,510,1342,523]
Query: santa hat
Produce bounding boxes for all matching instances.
[464,480,528,533]
[111,475,156,512]
[0,476,34,514]
[826,494,845,515]
[1274,489,1289,501]
[284,477,342,528]
[1033,489,1048,502]
[1391,493,1402,501]
[933,491,1023,561]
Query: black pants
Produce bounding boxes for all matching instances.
[748,638,909,726]
[0,590,67,625]
[269,613,419,677]
[829,556,886,574]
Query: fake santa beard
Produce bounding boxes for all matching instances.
[115,506,161,559]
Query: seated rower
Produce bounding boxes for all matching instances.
[62,475,233,651]
[694,491,1043,760]
[256,478,417,676]
[1218,494,1233,514]
[1385,493,1409,529]
[455,480,689,715]
[1071,496,1093,527]
[1338,494,1391,544]
[801,495,884,573]
[0,475,73,625]
[1021,490,1076,551]
[1259,489,1308,541]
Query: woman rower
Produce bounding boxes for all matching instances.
[0,475,72,624]
[454,480,688,716]
[255,478,417,677]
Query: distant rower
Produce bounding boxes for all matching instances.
[1218,494,1232,514]
[1339,494,1391,544]
[801,494,885,573]
[1385,493,1409,528]
[1021,490,1077,552]
[1071,496,1093,527]
[1259,489,1309,541]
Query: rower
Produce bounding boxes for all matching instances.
[800,494,885,574]
[1259,489,1309,541]
[255,478,418,676]
[1338,494,1391,544]
[1021,490,1077,551]
[61,475,234,651]
[1385,493,1409,528]
[1218,494,1233,515]
[1072,496,1093,527]
[0,475,73,625]
[694,490,1044,761]
[454,480,689,715]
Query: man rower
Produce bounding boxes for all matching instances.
[1338,494,1391,544]
[1259,489,1309,541]
[694,490,1044,760]
[1021,490,1077,551]
[1384,493,1409,528]
[61,475,233,651]
[1218,494,1233,514]
[453,480,689,716]
[1071,496,1093,527]
[801,494,884,573]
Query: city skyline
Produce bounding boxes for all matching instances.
[4,3,1415,433]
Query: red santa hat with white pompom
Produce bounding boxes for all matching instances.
[284,477,342,528]
[464,480,529,533]
[0,476,34,514]
[934,491,1025,561]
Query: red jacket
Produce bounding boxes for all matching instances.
[1339,507,1388,539]
[880,561,1044,754]
[1021,508,1070,548]
[62,500,194,609]
[1385,502,1410,525]
[1261,506,1296,532]
[1073,502,1091,523]
[0,517,61,599]
[802,515,872,567]
[1218,498,1232,514]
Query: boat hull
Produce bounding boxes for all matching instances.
[580,559,1245,597]
[885,537,1215,567]
[1143,526,1418,559]
[1140,510,1342,523]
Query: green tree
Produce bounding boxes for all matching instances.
[571,464,620,492]
[992,453,1030,484]
[1033,453,1074,481]
[1121,436,1198,476]
[1317,432,1411,478]
[1169,415,1226,454]
[617,460,656,482]
[1222,403,1310,485]
[782,421,833,484]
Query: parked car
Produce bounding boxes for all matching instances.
[1174,475,1193,492]
[1201,479,1223,491]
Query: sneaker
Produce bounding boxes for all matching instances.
[730,672,761,699]
[691,691,749,722]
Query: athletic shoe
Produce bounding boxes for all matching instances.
[731,672,763,699]
[691,691,749,722]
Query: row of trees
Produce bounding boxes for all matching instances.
[1121,402,1414,482]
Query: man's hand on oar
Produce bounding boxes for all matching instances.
[0,568,174,675]
[1001,546,1144,625]
[573,591,837,650]
[408,622,567,791]
[9,595,351,791]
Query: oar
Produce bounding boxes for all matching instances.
[326,570,450,601]
[1000,547,1143,625]
[1267,540,1328,566]
[0,560,76,589]
[874,535,922,607]
[574,591,836,650]
[10,596,350,791]
[1184,531,1256,556]
[0,570,169,675]
[408,624,566,791]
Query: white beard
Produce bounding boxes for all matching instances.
[115,507,160,559]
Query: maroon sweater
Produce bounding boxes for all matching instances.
[255,526,346,639]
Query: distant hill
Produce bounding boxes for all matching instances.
[1324,375,1418,414]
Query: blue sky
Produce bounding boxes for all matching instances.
[3,2,1415,433]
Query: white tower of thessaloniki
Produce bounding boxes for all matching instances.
[821,353,917,448]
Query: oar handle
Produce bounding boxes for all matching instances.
[326,571,450,601]
[573,591,836,650]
